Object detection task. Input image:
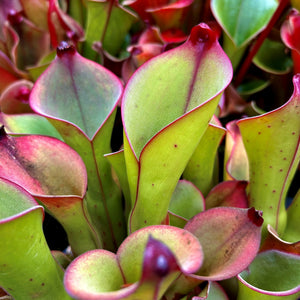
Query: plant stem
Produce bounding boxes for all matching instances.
[234,0,290,87]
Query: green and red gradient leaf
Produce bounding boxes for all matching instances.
[64,225,203,299]
[122,23,233,232]
[205,180,248,209]
[184,207,263,281]
[237,74,300,238]
[281,9,300,74]
[260,225,300,256]
[224,120,249,181]
[123,0,192,31]
[29,42,126,251]
[0,111,62,139]
[0,178,71,299]
[0,128,100,256]
[47,0,84,48]
[0,79,33,114]
[5,10,50,71]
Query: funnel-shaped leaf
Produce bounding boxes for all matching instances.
[47,0,84,48]
[83,0,137,59]
[183,120,226,196]
[4,11,50,71]
[238,250,300,297]
[211,0,278,47]
[0,129,100,256]
[64,225,203,299]
[122,23,232,232]
[30,42,126,251]
[0,178,71,299]
[237,74,300,237]
[185,207,263,281]
[224,120,249,181]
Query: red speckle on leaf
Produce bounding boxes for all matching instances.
[292,132,296,135]
[283,157,287,160]
[272,190,276,193]
[174,144,178,148]
[258,132,261,135]
[56,41,76,57]
[247,207,263,227]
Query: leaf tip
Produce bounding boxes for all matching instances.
[248,207,263,227]
[7,10,23,25]
[142,235,179,280]
[189,23,217,46]
[56,41,76,58]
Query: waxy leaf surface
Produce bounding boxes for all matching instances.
[30,44,122,140]
[211,0,278,47]
[0,112,62,139]
[30,43,126,251]
[185,207,263,281]
[237,74,300,237]
[224,120,249,181]
[65,225,203,300]
[238,250,300,297]
[123,23,232,231]
[0,130,100,255]
[205,180,248,209]
[0,178,71,299]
